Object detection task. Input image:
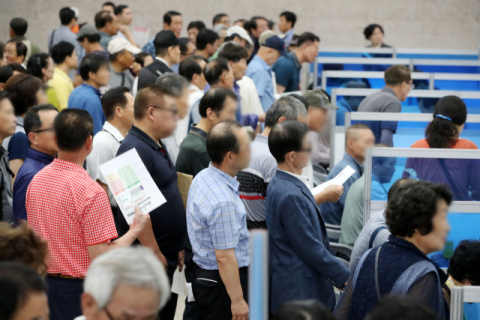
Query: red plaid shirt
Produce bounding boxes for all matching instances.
[26,159,118,277]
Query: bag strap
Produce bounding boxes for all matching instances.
[49,29,57,54]
[438,159,462,198]
[369,226,388,249]
[374,246,382,301]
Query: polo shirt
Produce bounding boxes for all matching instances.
[48,26,84,61]
[86,122,124,207]
[176,125,210,177]
[3,116,29,161]
[339,175,365,247]
[372,175,388,201]
[320,153,364,225]
[161,135,179,166]
[99,31,113,50]
[356,86,401,144]
[283,29,295,48]
[13,148,54,226]
[272,51,301,92]
[238,134,278,225]
[246,55,275,112]
[26,159,118,277]
[187,163,250,270]
[116,125,186,253]
[68,83,105,135]
[48,67,74,110]
[336,98,353,126]
[108,63,135,90]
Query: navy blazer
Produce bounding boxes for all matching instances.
[266,170,350,313]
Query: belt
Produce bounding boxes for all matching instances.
[47,273,85,280]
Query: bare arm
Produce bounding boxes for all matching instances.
[215,248,249,320]
[10,159,24,188]
[276,84,286,94]
[314,185,344,205]
[119,25,138,47]
[137,219,168,268]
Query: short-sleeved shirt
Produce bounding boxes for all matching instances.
[48,26,84,61]
[339,175,365,247]
[108,63,135,90]
[116,125,186,253]
[372,175,388,200]
[48,67,74,111]
[246,55,275,112]
[26,159,118,277]
[187,163,250,270]
[2,116,27,160]
[237,134,278,224]
[272,51,301,93]
[356,87,402,143]
[176,125,210,177]
[68,83,105,135]
[336,98,353,126]
[86,122,124,207]
[99,31,113,50]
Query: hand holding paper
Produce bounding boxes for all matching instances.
[129,205,150,235]
[311,165,356,196]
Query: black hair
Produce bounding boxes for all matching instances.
[280,11,297,28]
[102,2,116,10]
[59,7,76,25]
[178,37,192,55]
[206,120,243,164]
[77,33,101,44]
[0,42,4,60]
[0,262,48,320]
[269,121,309,163]
[79,53,109,81]
[179,55,207,81]
[387,178,416,201]
[386,181,452,238]
[218,42,249,63]
[267,20,275,30]
[134,52,151,67]
[95,11,114,29]
[54,109,94,152]
[134,84,174,120]
[265,96,305,127]
[4,74,43,116]
[204,58,229,86]
[114,4,128,15]
[234,19,246,26]
[164,11,181,25]
[109,50,124,62]
[102,86,129,120]
[365,296,440,320]
[6,40,27,62]
[212,13,228,25]
[24,104,58,135]
[364,24,384,40]
[199,87,237,118]
[51,41,75,64]
[196,29,219,51]
[26,53,50,80]
[0,64,26,84]
[448,240,480,286]
[297,32,320,47]
[425,96,467,149]
[245,16,267,33]
[187,21,206,31]
[0,91,10,104]
[273,299,335,320]
[10,18,28,36]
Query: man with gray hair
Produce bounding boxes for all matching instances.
[78,247,170,320]
[155,72,190,164]
[237,96,307,229]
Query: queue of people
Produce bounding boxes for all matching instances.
[0,4,479,320]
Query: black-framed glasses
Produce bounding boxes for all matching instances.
[151,106,178,115]
[296,147,312,153]
[104,307,116,320]
[33,128,54,134]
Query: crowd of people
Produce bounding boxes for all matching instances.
[0,3,479,320]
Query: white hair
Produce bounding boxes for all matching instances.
[84,247,170,310]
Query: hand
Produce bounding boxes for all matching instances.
[129,205,150,235]
[177,250,185,272]
[118,24,131,35]
[155,251,168,270]
[231,298,249,320]
[320,185,344,203]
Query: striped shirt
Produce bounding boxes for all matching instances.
[187,163,250,270]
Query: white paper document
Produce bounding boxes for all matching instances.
[311,165,356,196]
[99,148,166,225]
[171,267,187,295]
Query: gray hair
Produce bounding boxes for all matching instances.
[84,247,170,310]
[265,96,307,127]
[155,72,189,97]
[213,24,228,37]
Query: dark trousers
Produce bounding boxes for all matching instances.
[46,276,84,320]
[183,248,200,320]
[192,265,248,320]
[160,252,179,320]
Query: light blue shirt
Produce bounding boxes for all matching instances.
[67,84,105,135]
[246,55,274,112]
[283,29,295,47]
[187,163,250,270]
[372,175,389,200]
[336,98,352,126]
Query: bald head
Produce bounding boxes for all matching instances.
[345,124,375,164]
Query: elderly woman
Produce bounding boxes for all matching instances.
[334,181,451,320]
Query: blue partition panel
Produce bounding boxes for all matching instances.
[397,54,478,60]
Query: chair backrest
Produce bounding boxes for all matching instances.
[450,286,480,320]
[326,228,341,241]
[330,243,353,260]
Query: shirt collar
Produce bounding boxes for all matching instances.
[254,134,268,144]
[52,158,86,173]
[208,163,240,192]
[285,29,295,37]
[290,52,302,69]
[279,169,311,189]
[26,148,55,165]
[129,125,161,150]
[54,67,70,81]
[103,121,125,142]
[16,116,24,127]
[81,83,101,96]
[343,152,363,172]
[253,55,271,71]
[189,125,207,140]
[155,57,169,67]
[189,84,200,91]
[381,86,397,97]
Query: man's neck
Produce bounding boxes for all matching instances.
[211,162,238,178]
[261,127,271,137]
[57,63,71,75]
[386,85,403,100]
[256,52,270,66]
[345,149,364,165]
[156,55,172,67]
[293,49,304,63]
[196,118,212,133]
[134,121,162,144]
[87,43,105,53]
[30,145,57,158]
[57,151,85,167]
[84,79,100,89]
[278,162,302,175]
[108,118,130,138]
[196,50,210,60]
[110,60,125,73]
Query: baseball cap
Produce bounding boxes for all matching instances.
[70,6,79,19]
[77,24,99,39]
[153,30,179,49]
[108,38,141,55]
[263,36,288,57]
[259,30,276,45]
[225,26,254,46]
[303,89,339,110]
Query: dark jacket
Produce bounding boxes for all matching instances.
[137,59,173,91]
[266,169,350,313]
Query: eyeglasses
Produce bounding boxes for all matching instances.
[104,307,116,320]
[406,82,415,89]
[296,147,312,153]
[151,106,178,115]
[33,128,54,134]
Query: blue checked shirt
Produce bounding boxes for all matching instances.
[187,163,250,270]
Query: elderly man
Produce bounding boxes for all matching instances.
[79,247,170,320]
